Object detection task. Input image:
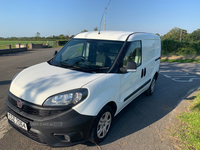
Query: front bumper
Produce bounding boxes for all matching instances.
[6,93,95,147]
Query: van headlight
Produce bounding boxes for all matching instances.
[43,88,88,106]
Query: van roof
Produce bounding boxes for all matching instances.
[74,31,159,41]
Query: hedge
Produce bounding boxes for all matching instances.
[161,39,200,55]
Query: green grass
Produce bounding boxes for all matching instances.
[161,59,200,63]
[0,41,49,49]
[172,93,200,149]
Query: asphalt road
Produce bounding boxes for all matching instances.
[0,49,200,150]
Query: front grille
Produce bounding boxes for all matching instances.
[9,120,46,144]
[8,96,68,117]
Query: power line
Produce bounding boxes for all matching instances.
[106,0,111,8]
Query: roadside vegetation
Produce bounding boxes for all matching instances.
[160,28,200,56]
[171,93,200,149]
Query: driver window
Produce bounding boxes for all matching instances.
[123,41,141,67]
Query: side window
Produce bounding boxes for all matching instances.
[123,41,142,67]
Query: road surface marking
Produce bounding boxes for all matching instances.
[160,70,200,82]
[0,115,11,139]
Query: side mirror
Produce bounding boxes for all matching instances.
[54,51,58,56]
[126,61,137,71]
[120,61,137,73]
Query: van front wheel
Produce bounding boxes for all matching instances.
[89,105,113,143]
[145,76,156,96]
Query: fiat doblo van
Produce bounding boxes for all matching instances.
[6,31,161,147]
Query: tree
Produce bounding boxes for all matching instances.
[93,27,98,31]
[81,29,88,32]
[70,35,75,39]
[36,32,40,39]
[163,27,187,41]
[59,34,65,39]
[65,35,70,40]
[185,29,200,41]
[155,33,160,36]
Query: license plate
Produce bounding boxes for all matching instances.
[7,112,28,131]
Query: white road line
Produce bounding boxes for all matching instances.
[167,76,197,78]
[171,78,200,82]
[162,75,196,78]
[0,115,11,139]
[160,70,188,74]
[160,70,200,82]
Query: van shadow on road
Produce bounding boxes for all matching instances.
[0,80,11,86]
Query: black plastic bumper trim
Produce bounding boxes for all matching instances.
[6,100,95,147]
[155,57,161,61]
[124,79,151,102]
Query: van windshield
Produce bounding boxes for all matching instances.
[50,39,124,73]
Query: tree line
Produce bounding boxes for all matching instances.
[159,27,200,42]
[1,26,200,55]
[0,27,98,41]
[1,27,199,42]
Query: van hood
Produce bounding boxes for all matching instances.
[10,62,104,105]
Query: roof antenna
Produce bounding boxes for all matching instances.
[98,12,104,34]
[98,0,111,34]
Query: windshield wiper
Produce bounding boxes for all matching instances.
[85,67,109,72]
[60,62,86,70]
[60,62,109,72]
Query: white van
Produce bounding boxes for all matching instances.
[6,31,161,147]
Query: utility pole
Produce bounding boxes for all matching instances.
[104,7,107,30]
[180,29,182,41]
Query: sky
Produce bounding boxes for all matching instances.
[0,0,199,37]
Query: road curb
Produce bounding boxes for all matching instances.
[176,86,200,108]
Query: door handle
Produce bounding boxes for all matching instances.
[141,69,144,78]
[144,68,146,76]
[141,68,146,78]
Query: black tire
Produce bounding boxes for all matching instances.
[89,105,113,144]
[145,76,156,96]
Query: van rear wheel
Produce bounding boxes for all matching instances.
[89,105,113,144]
[145,76,156,96]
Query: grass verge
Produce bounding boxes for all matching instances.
[161,59,200,63]
[171,93,200,149]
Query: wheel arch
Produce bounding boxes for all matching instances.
[105,101,117,116]
[154,71,159,80]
